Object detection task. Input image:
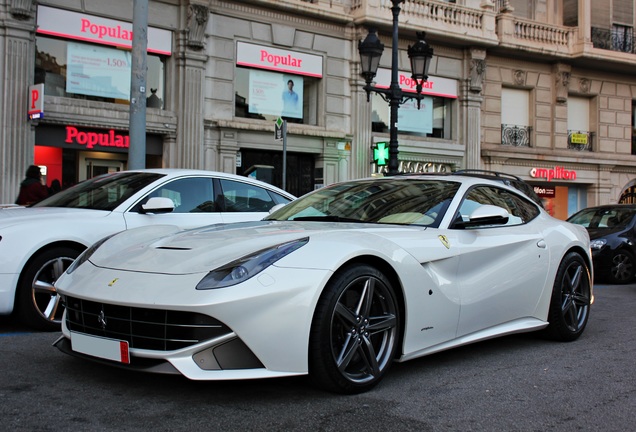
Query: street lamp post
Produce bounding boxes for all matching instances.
[358,0,434,176]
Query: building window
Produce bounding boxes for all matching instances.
[567,96,593,152]
[234,67,320,125]
[35,36,166,107]
[613,24,634,53]
[632,101,636,155]
[501,88,531,147]
[371,94,454,139]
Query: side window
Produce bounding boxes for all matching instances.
[220,179,276,212]
[150,178,215,213]
[458,186,540,227]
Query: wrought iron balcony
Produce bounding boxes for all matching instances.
[567,130,594,152]
[591,27,635,54]
[501,124,531,147]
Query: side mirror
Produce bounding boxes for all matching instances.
[461,205,510,228]
[141,197,175,214]
[268,203,287,214]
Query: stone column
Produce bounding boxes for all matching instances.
[350,27,373,180]
[0,1,36,203]
[461,48,486,170]
[170,2,208,169]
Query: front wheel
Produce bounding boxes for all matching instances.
[309,264,400,394]
[608,250,635,284]
[544,251,591,341]
[16,246,82,331]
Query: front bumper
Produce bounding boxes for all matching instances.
[54,264,333,380]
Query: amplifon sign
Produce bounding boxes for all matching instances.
[36,5,172,55]
[65,126,130,149]
[375,68,458,99]
[530,166,577,182]
[236,42,323,78]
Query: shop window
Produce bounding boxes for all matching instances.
[371,94,454,139]
[34,36,166,107]
[501,88,531,147]
[235,67,319,125]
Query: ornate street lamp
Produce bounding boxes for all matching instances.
[358,1,434,176]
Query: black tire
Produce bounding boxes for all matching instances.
[544,252,591,342]
[16,246,82,331]
[309,264,399,394]
[608,250,635,284]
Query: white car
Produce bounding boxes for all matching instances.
[53,172,593,394]
[0,169,295,330]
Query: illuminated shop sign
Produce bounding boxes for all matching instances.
[65,126,130,149]
[372,161,453,174]
[530,166,576,182]
[36,5,172,55]
[28,84,44,119]
[236,42,323,78]
[534,186,556,198]
[374,68,458,99]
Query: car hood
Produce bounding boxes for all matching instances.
[0,206,111,227]
[89,220,424,274]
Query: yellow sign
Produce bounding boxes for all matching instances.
[438,235,450,249]
[570,133,588,144]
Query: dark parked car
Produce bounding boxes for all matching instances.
[567,204,636,284]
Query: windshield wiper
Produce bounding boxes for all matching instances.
[292,215,369,223]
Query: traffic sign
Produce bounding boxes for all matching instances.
[275,117,284,141]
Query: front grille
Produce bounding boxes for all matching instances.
[63,295,231,351]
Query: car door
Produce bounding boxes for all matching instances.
[123,177,222,230]
[452,185,549,337]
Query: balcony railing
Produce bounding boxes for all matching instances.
[591,27,635,54]
[350,0,496,42]
[501,124,531,147]
[567,130,594,152]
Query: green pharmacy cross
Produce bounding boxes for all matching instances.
[373,142,389,166]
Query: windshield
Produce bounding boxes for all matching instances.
[32,172,165,211]
[266,178,460,227]
[568,207,636,229]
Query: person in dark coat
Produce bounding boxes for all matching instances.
[48,179,62,195]
[16,165,49,205]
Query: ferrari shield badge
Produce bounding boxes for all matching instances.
[438,235,450,249]
[108,278,119,287]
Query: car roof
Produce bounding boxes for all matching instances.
[575,204,636,211]
[383,169,543,207]
[101,168,295,198]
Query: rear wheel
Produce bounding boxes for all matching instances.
[17,247,82,331]
[544,252,591,341]
[309,264,399,394]
[608,250,635,284]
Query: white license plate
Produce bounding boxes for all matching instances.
[70,331,130,364]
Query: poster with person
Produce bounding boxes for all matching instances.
[248,70,303,119]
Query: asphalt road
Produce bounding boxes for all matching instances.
[1,283,635,431]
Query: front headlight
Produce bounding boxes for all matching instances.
[66,233,116,274]
[590,239,607,250]
[196,237,309,290]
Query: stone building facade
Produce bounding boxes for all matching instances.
[1,0,636,219]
